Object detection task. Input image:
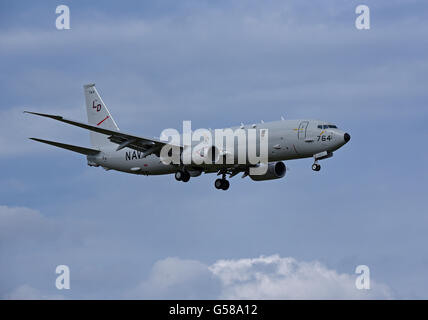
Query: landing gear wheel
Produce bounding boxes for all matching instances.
[181,172,190,182]
[221,180,230,190]
[215,179,223,189]
[312,163,321,171]
[215,179,230,190]
[175,171,183,181]
[176,170,190,182]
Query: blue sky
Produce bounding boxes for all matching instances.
[1,0,427,299]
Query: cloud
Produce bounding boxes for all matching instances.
[211,255,393,299]
[0,105,88,158]
[0,206,64,300]
[1,1,428,300]
[0,204,399,300]
[129,255,393,299]
[126,257,221,299]
[1,0,428,158]
[3,285,64,300]
[0,205,92,299]
[0,205,57,245]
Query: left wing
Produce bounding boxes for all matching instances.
[29,138,101,156]
[24,111,180,157]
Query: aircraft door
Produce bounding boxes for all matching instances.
[297,121,309,140]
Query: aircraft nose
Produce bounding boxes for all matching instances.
[344,133,351,143]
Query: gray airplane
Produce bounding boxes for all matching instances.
[26,84,350,190]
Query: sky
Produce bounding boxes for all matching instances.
[0,0,427,299]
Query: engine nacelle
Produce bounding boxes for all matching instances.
[249,161,286,181]
[187,169,202,177]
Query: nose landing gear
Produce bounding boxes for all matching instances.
[312,163,321,171]
[312,151,333,172]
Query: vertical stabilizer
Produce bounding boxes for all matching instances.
[83,84,119,148]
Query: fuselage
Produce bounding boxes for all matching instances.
[87,119,350,175]
[27,84,351,190]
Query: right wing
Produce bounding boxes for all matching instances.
[25,111,181,157]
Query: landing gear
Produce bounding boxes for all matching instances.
[175,170,190,182]
[312,163,321,171]
[221,180,229,190]
[181,173,190,182]
[215,171,230,191]
[214,178,230,190]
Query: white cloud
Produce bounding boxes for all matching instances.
[1,1,428,157]
[0,205,57,244]
[210,255,393,299]
[130,255,393,299]
[126,257,221,299]
[0,105,88,158]
[3,285,64,300]
[1,2,427,299]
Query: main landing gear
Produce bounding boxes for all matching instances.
[214,178,230,190]
[175,170,190,182]
[214,172,230,191]
[176,168,231,190]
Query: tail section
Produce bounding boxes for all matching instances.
[84,83,119,148]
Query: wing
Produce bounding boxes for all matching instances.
[29,138,100,156]
[24,111,180,157]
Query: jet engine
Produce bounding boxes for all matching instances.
[187,168,202,177]
[249,161,286,181]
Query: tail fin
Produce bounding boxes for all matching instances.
[84,83,119,148]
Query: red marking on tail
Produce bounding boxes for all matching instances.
[97,116,109,126]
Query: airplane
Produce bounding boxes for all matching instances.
[25,83,350,191]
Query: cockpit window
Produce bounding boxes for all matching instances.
[318,124,338,129]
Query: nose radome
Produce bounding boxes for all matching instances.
[344,133,351,143]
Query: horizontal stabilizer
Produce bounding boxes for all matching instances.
[30,138,100,156]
